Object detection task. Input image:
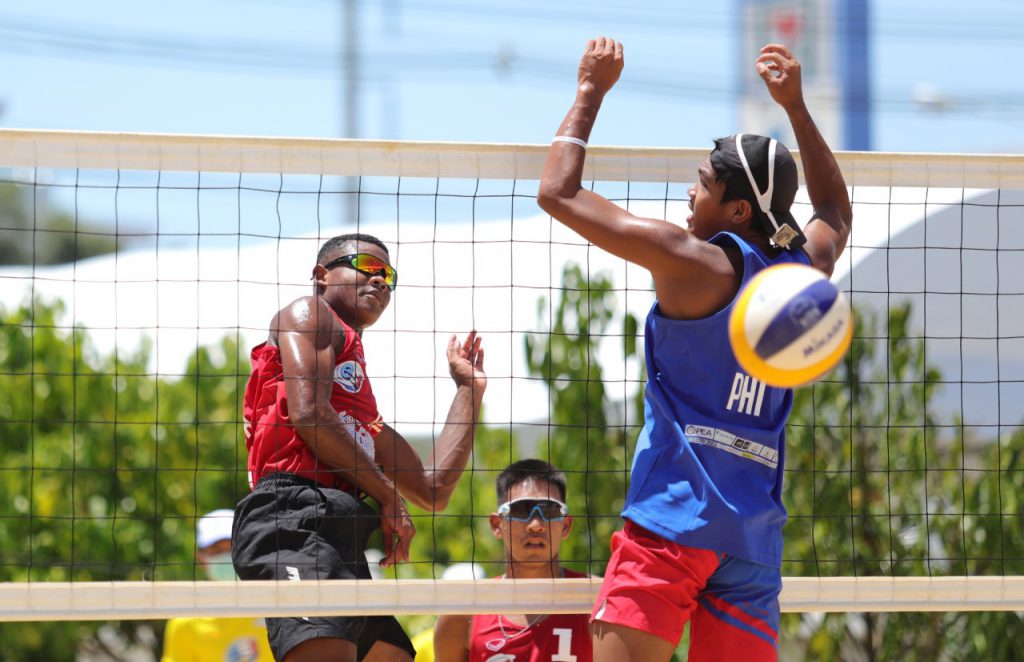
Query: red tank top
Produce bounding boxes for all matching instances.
[468,569,592,662]
[242,307,383,490]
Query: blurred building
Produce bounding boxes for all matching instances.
[738,0,870,150]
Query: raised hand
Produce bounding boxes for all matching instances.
[447,331,486,390]
[578,36,624,97]
[756,43,805,111]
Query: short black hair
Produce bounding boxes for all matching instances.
[495,459,567,504]
[317,233,390,265]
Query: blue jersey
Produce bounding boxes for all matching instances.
[621,232,811,567]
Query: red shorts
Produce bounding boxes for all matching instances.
[591,520,781,661]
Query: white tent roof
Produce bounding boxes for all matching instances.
[0,208,657,439]
[4,192,1021,437]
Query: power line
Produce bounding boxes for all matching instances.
[251,0,1024,42]
[1,14,1024,117]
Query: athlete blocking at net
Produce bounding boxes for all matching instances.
[537,37,853,662]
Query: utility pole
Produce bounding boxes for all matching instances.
[342,0,359,225]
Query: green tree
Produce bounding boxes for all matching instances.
[0,297,249,658]
[0,182,125,265]
[397,263,643,639]
[780,303,1024,660]
[398,263,641,577]
[522,263,641,573]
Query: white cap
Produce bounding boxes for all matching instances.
[441,562,486,580]
[196,509,234,550]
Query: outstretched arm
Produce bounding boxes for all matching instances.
[537,37,682,269]
[373,332,486,512]
[537,37,739,319]
[757,44,853,276]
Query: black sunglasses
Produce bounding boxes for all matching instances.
[323,253,397,291]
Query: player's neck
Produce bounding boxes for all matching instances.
[505,560,562,580]
[316,293,365,335]
[737,224,782,258]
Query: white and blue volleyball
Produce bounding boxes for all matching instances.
[728,263,852,388]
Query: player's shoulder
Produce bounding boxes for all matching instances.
[436,612,473,631]
[673,231,745,281]
[276,295,338,330]
[797,231,837,276]
[433,613,472,658]
[285,294,323,315]
[653,236,744,319]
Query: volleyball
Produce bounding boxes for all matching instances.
[728,263,853,388]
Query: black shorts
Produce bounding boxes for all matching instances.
[231,472,415,660]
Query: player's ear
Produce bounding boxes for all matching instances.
[312,264,328,290]
[489,513,504,538]
[561,514,573,539]
[731,198,753,225]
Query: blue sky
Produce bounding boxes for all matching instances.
[1,0,1023,154]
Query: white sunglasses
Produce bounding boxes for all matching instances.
[497,497,568,522]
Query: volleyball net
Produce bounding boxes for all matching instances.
[1,129,1024,624]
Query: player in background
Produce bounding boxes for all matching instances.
[161,509,274,662]
[537,39,852,661]
[433,459,592,662]
[409,562,487,661]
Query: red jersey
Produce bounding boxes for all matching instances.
[242,308,383,491]
[468,569,592,662]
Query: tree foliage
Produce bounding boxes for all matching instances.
[781,303,1024,660]
[522,263,642,573]
[0,297,249,658]
[0,183,125,265]
[397,263,642,639]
